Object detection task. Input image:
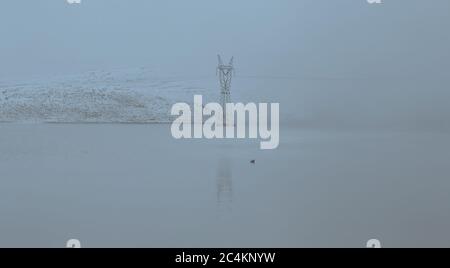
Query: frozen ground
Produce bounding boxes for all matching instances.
[0,68,221,123]
[1,68,449,131]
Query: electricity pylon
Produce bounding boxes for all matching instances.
[217,55,234,125]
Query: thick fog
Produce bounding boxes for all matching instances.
[0,0,449,128]
[1,1,450,247]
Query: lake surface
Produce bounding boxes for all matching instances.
[0,123,449,247]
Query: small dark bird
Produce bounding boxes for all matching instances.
[250,160,256,164]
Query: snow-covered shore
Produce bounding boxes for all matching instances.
[0,68,218,123]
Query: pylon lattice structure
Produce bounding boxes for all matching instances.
[217,55,234,125]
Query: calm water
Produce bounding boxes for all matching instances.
[0,123,449,247]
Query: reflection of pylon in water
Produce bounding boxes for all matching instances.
[217,157,232,210]
[217,55,234,126]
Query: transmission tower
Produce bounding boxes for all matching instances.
[217,55,234,125]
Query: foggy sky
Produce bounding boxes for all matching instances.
[0,0,449,79]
